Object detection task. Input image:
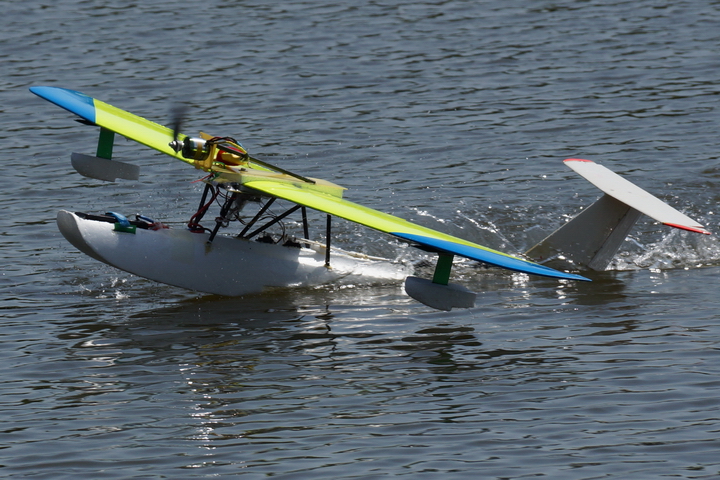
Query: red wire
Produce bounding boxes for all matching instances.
[187,185,220,232]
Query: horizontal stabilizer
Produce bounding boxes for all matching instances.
[526,159,710,271]
[564,159,710,235]
[71,153,139,182]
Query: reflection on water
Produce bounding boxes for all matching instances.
[6,264,720,478]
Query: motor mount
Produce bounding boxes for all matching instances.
[169,137,211,161]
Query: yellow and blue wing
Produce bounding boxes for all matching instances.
[244,180,590,282]
[30,86,192,164]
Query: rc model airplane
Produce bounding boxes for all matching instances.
[30,87,710,310]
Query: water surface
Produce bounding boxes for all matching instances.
[2,1,720,478]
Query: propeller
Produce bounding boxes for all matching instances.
[167,103,211,161]
[168,103,188,153]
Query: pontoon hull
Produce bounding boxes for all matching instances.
[56,210,411,296]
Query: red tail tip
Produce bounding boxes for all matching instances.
[663,223,711,235]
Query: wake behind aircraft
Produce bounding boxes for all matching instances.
[30,87,709,310]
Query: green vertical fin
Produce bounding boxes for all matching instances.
[97,127,115,159]
[432,253,454,285]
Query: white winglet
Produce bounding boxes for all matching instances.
[564,159,710,235]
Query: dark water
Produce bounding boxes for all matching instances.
[3,1,720,478]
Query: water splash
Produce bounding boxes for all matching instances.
[609,229,720,272]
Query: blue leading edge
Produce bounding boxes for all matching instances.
[393,232,590,281]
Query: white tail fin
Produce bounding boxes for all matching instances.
[526,194,642,270]
[525,159,710,271]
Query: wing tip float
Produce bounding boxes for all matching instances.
[32,86,710,311]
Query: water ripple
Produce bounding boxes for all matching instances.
[3,0,720,478]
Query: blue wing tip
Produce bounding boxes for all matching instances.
[30,85,82,97]
[393,231,591,282]
[30,86,96,124]
[551,270,592,282]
